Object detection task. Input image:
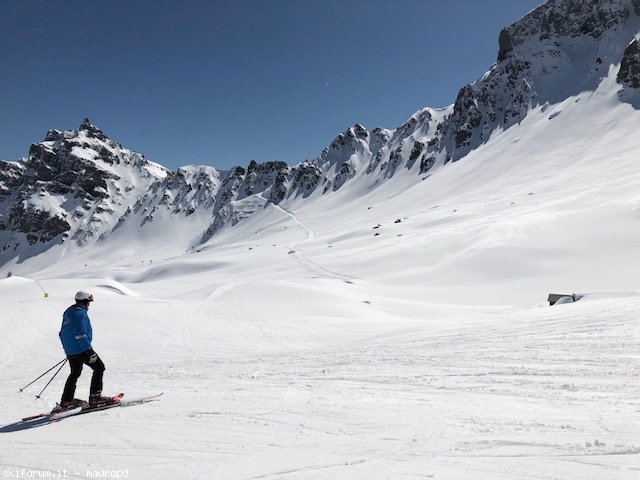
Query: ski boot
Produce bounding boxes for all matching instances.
[52,398,87,413]
[89,393,120,408]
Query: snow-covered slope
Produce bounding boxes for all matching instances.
[1,2,640,478]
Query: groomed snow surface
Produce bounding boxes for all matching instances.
[2,86,640,478]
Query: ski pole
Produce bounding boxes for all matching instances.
[34,359,68,400]
[18,358,68,393]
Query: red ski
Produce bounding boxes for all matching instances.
[51,393,125,419]
[21,393,162,422]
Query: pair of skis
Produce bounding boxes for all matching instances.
[21,392,163,422]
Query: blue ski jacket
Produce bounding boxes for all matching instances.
[59,304,93,355]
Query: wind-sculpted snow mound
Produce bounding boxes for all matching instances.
[94,280,140,297]
[121,261,230,284]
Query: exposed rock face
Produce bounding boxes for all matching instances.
[618,38,640,88]
[10,204,70,245]
[498,28,514,61]
[243,160,291,202]
[0,161,24,198]
[290,162,322,197]
[508,0,635,43]
[79,117,109,141]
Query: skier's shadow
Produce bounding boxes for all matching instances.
[0,417,60,433]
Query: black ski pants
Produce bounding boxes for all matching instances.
[61,350,105,403]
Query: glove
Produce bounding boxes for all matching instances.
[87,350,98,364]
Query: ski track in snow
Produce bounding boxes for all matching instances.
[269,202,360,283]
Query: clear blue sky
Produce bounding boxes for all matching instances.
[1,0,542,171]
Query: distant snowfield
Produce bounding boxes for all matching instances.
[1,81,640,478]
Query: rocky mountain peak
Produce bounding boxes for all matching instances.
[0,120,171,251]
[78,117,108,141]
[507,0,639,46]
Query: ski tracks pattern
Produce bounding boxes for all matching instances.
[269,202,359,283]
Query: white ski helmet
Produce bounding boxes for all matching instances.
[75,291,94,302]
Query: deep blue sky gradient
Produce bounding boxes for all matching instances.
[1,0,542,171]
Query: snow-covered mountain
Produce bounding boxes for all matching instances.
[1,0,639,274]
[3,3,640,477]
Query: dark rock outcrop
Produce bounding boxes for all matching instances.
[498,28,514,61]
[618,38,640,88]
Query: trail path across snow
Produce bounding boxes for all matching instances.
[269,202,360,283]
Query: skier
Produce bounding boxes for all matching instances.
[57,291,117,410]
